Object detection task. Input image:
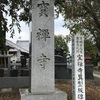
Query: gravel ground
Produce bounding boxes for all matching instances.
[56,80,100,100]
[0,79,100,100]
[0,88,20,100]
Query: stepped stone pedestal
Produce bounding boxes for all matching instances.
[20,0,67,100]
[20,88,67,100]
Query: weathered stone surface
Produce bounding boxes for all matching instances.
[20,0,67,100]
[20,88,67,100]
[30,0,54,93]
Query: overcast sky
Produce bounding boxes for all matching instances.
[6,14,69,42]
[6,15,71,53]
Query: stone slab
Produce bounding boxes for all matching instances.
[94,76,100,85]
[93,73,100,85]
[93,73,100,78]
[20,88,67,100]
[31,0,55,93]
[1,88,12,93]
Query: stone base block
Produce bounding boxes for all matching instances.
[94,76,100,85]
[20,88,67,100]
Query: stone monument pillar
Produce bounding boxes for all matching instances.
[72,33,85,100]
[20,0,67,100]
[30,0,54,93]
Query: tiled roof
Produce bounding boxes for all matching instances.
[6,40,29,53]
[16,40,29,52]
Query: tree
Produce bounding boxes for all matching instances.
[0,0,31,36]
[55,0,100,52]
[0,0,31,53]
[1,0,100,53]
[84,35,98,66]
[54,35,69,54]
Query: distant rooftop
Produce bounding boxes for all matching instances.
[6,40,29,53]
[16,40,29,52]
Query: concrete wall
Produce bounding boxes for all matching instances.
[0,77,29,88]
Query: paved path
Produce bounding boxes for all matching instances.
[93,73,100,78]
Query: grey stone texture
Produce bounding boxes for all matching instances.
[20,88,67,100]
[20,0,67,100]
[30,0,55,93]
